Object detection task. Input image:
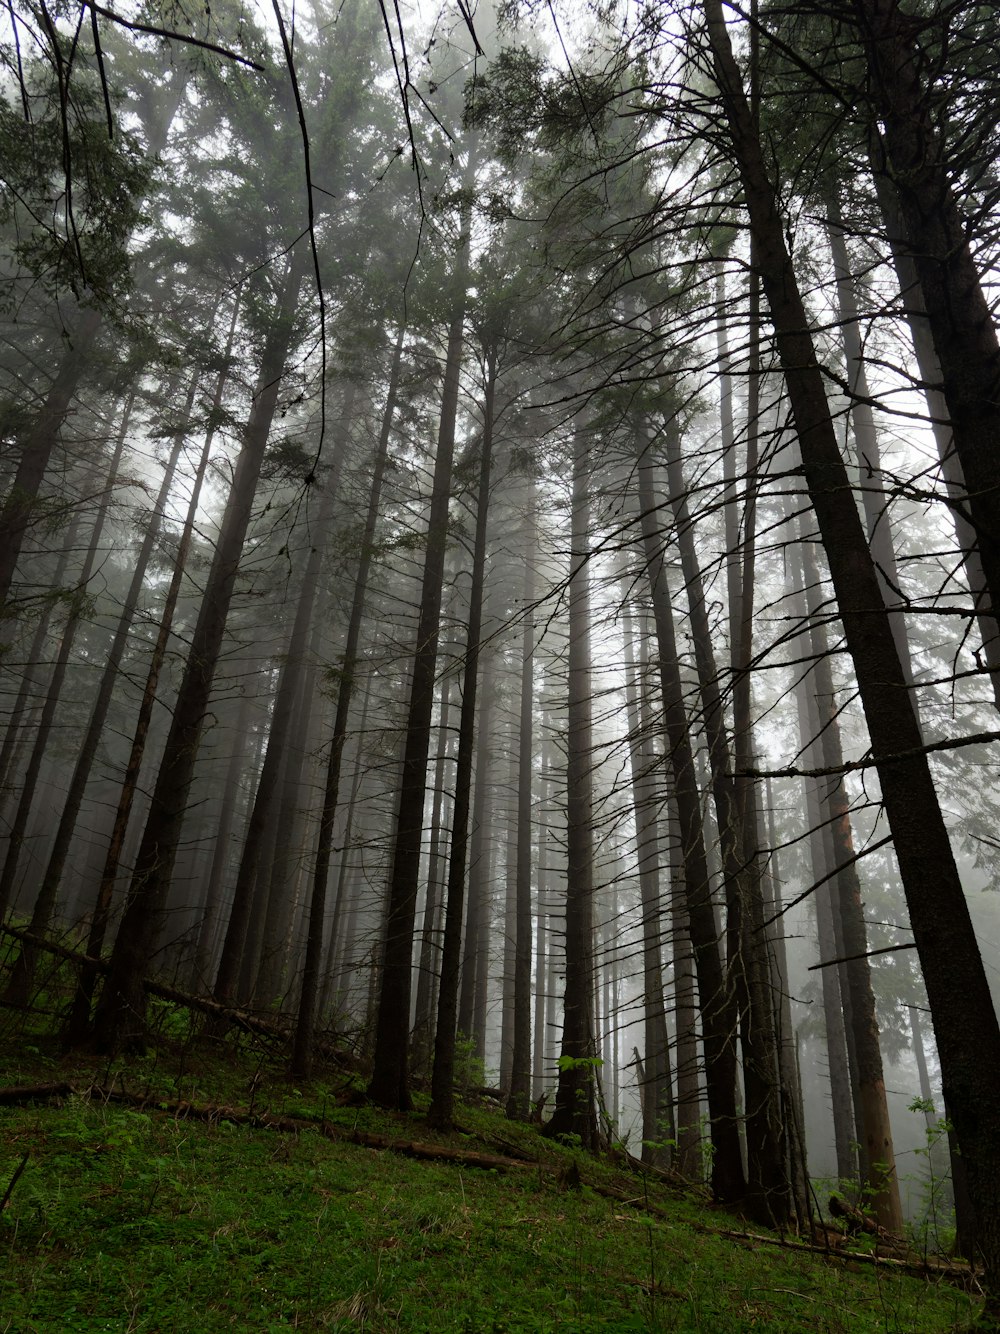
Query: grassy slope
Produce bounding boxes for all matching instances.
[0,1036,979,1333]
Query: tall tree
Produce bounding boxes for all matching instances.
[292,325,405,1077]
[368,176,472,1110]
[543,414,599,1149]
[702,0,1000,1295]
[212,382,357,1011]
[850,0,1000,640]
[634,417,746,1203]
[621,596,675,1165]
[92,243,310,1049]
[506,477,537,1122]
[428,340,498,1131]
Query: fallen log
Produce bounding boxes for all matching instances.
[713,1226,975,1290]
[0,1083,530,1172]
[828,1192,880,1237]
[347,1130,520,1171]
[0,1081,77,1105]
[2,1079,973,1293]
[0,925,352,1060]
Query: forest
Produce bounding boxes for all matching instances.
[1,0,1000,1326]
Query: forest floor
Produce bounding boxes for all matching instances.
[0,1014,985,1333]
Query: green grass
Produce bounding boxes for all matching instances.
[0,1032,981,1332]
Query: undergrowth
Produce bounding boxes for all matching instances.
[0,1023,982,1333]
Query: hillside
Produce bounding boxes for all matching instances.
[0,1033,981,1333]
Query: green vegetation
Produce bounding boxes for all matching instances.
[0,1029,979,1333]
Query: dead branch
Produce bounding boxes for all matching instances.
[744,728,1000,779]
[0,1151,29,1211]
[713,1227,974,1289]
[346,1130,520,1171]
[0,1082,530,1171]
[0,925,351,1060]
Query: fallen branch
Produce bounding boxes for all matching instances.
[714,1227,975,1289]
[1,924,106,973]
[347,1130,520,1171]
[1,1151,29,1211]
[828,1192,882,1237]
[0,925,352,1060]
[0,1083,531,1172]
[3,1080,973,1292]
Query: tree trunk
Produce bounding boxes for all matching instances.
[0,307,102,613]
[214,382,357,1010]
[457,646,497,1054]
[854,0,1000,651]
[668,796,704,1181]
[825,201,916,691]
[763,777,810,1223]
[367,209,470,1109]
[864,164,1000,704]
[428,347,497,1131]
[798,529,904,1233]
[506,488,536,1122]
[318,665,376,1024]
[533,746,553,1102]
[621,598,675,1166]
[91,246,308,1050]
[634,427,746,1203]
[23,298,238,969]
[190,685,258,990]
[410,666,453,1076]
[295,319,405,1074]
[661,411,787,1225]
[499,731,518,1095]
[728,268,792,1226]
[2,399,133,999]
[544,417,598,1150]
[63,351,229,1041]
[788,560,858,1184]
[254,656,320,1008]
[704,1,1000,1290]
[0,525,78,841]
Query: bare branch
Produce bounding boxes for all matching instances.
[746,729,1000,780]
[80,1,266,70]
